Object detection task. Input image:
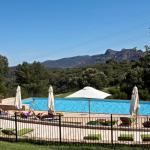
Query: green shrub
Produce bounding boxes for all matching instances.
[83,134,101,140]
[17,128,34,136]
[118,134,134,141]
[87,120,100,125]
[1,128,15,135]
[141,134,150,141]
[87,119,117,126]
[1,128,33,136]
[107,87,128,99]
[108,87,120,95]
[97,119,117,126]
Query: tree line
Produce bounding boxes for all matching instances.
[0,53,150,100]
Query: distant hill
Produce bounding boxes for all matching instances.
[42,48,144,68]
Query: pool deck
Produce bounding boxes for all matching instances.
[2,107,150,119]
[30,110,148,118]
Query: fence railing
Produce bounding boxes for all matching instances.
[1,113,150,147]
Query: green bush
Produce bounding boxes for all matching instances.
[83,134,101,140]
[118,134,134,141]
[139,89,150,101]
[141,134,150,141]
[97,119,117,126]
[107,87,128,99]
[17,128,34,136]
[1,128,33,136]
[1,128,15,135]
[87,120,99,125]
[108,87,120,95]
[87,119,117,126]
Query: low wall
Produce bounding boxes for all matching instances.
[0,104,17,110]
[0,97,29,111]
[0,97,16,110]
[1,97,15,105]
[0,104,29,111]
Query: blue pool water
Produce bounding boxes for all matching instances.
[22,97,150,115]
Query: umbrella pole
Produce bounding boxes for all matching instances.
[88,99,90,120]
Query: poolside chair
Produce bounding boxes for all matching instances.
[143,120,150,128]
[120,117,135,126]
[37,112,55,120]
[37,110,60,121]
[20,110,36,119]
[0,109,8,116]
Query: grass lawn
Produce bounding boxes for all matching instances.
[55,91,74,98]
[0,141,146,150]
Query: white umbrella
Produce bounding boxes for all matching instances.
[48,85,55,111]
[66,86,111,118]
[14,85,22,109]
[130,86,139,116]
[67,86,111,99]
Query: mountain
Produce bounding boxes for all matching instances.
[42,48,144,68]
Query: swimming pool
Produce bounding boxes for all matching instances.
[22,97,150,115]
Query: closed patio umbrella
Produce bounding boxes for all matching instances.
[14,85,22,109]
[66,86,111,119]
[48,85,55,111]
[130,86,139,116]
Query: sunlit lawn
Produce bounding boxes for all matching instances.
[0,141,145,150]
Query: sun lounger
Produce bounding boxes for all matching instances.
[40,114,60,121]
[19,110,39,120]
[143,121,150,128]
[120,117,135,126]
[20,112,31,118]
[0,109,8,116]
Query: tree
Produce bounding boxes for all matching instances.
[15,61,49,97]
[0,55,9,97]
[144,45,150,55]
[139,54,150,92]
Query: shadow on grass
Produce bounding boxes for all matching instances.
[0,140,148,150]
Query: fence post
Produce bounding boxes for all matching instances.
[111,114,113,148]
[15,112,18,142]
[59,114,62,143]
[146,116,149,149]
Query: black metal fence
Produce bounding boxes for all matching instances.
[1,113,150,147]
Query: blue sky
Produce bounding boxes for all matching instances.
[0,0,150,66]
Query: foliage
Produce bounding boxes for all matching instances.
[17,128,34,136]
[1,128,15,135]
[87,119,117,126]
[1,128,33,136]
[118,134,134,141]
[141,134,150,141]
[1,54,150,100]
[83,134,101,140]
[15,61,50,97]
[0,55,9,97]
[107,87,128,99]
